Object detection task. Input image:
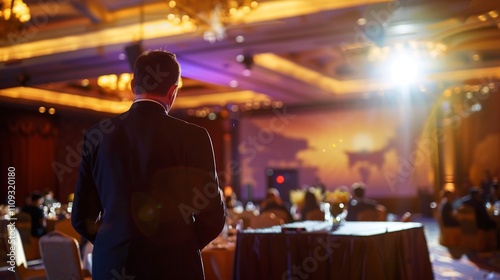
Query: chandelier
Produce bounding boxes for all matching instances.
[166,0,259,43]
[0,0,31,41]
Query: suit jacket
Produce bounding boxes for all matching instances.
[72,101,226,280]
[345,198,377,221]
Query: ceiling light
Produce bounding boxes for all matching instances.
[166,0,259,43]
[388,52,424,85]
[488,11,498,18]
[0,0,31,41]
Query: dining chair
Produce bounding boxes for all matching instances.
[375,204,387,221]
[434,213,461,247]
[357,209,379,221]
[249,213,284,229]
[5,226,46,280]
[261,209,293,223]
[399,212,412,222]
[38,231,92,280]
[14,212,41,261]
[456,205,497,251]
[54,218,82,244]
[305,209,325,221]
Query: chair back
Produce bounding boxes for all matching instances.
[435,211,461,247]
[5,225,47,280]
[399,212,412,222]
[261,209,292,223]
[250,213,284,229]
[305,209,325,221]
[456,205,478,235]
[233,210,258,229]
[375,205,387,221]
[14,212,32,244]
[357,208,379,221]
[39,231,86,280]
[54,219,81,244]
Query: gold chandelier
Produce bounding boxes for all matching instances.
[166,0,259,43]
[0,0,31,40]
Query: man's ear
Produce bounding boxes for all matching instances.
[130,78,135,94]
[167,84,178,104]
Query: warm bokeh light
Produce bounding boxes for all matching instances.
[351,133,375,151]
[443,182,455,192]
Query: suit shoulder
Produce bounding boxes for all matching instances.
[83,114,123,136]
[168,115,209,133]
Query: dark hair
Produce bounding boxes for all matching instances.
[441,190,452,198]
[31,192,43,202]
[352,182,366,198]
[132,50,180,96]
[469,186,481,195]
[304,191,318,206]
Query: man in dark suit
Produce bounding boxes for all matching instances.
[72,50,225,279]
[345,182,378,221]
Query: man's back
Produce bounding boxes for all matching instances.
[346,198,378,221]
[72,101,225,279]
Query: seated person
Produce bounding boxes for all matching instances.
[460,187,496,230]
[224,186,243,212]
[438,189,459,227]
[345,182,378,221]
[42,189,59,208]
[260,188,294,223]
[300,190,321,221]
[21,192,47,237]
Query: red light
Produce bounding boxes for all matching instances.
[275,175,285,184]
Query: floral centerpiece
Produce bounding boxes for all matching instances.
[324,187,350,222]
[289,189,306,210]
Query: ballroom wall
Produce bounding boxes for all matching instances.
[237,95,439,214]
[1,107,58,205]
[236,90,500,214]
[452,90,500,196]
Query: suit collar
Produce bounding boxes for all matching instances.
[132,99,168,114]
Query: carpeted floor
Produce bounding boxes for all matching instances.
[1,217,499,279]
[417,216,500,279]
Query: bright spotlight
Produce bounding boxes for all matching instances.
[388,52,423,85]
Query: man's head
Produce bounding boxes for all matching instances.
[469,186,482,201]
[31,192,44,206]
[131,50,181,111]
[266,188,282,204]
[441,190,456,200]
[351,182,366,198]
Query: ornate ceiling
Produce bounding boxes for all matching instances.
[1,0,499,114]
